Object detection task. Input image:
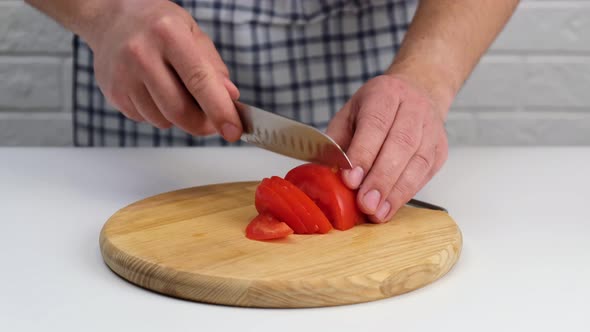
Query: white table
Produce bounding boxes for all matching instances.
[1,147,589,331]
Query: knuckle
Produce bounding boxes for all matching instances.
[391,129,419,150]
[391,181,414,201]
[163,102,189,124]
[217,63,230,78]
[107,89,128,109]
[121,41,152,72]
[185,66,213,96]
[151,15,177,41]
[412,153,432,173]
[369,162,397,185]
[363,111,390,132]
[122,37,145,60]
[191,25,209,40]
[350,143,377,169]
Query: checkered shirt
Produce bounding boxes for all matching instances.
[73,0,412,146]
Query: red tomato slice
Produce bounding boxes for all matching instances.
[254,178,309,234]
[267,177,318,234]
[246,213,294,241]
[285,163,364,231]
[268,176,332,234]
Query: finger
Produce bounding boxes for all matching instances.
[164,27,242,141]
[417,126,448,190]
[224,77,240,101]
[374,128,437,223]
[118,95,145,122]
[341,96,400,190]
[432,126,449,175]
[356,102,424,216]
[152,14,231,79]
[129,85,172,129]
[198,32,230,78]
[184,30,239,99]
[142,60,216,136]
[102,86,145,122]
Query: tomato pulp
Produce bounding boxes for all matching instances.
[245,213,293,240]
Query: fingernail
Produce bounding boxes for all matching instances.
[221,123,241,141]
[362,189,381,213]
[344,166,364,189]
[375,201,391,223]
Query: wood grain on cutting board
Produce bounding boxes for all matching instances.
[100,181,462,308]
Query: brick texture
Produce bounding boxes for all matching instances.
[453,56,525,108]
[1,1,589,146]
[0,2,71,54]
[0,57,62,110]
[0,112,72,146]
[492,1,590,52]
[0,1,73,146]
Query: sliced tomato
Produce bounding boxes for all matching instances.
[268,176,332,234]
[246,213,294,241]
[254,178,309,234]
[267,177,318,234]
[285,163,364,231]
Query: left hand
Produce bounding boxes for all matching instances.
[326,74,449,223]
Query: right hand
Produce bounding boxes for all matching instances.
[83,0,242,141]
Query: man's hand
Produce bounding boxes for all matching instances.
[326,0,519,221]
[89,0,242,141]
[326,75,448,223]
[25,0,242,141]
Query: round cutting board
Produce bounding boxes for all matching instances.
[100,181,462,308]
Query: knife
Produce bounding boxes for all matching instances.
[236,102,352,169]
[235,102,447,212]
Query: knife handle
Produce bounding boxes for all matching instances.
[406,199,448,213]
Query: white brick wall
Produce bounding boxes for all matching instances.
[428,0,590,145]
[1,0,589,146]
[0,0,72,146]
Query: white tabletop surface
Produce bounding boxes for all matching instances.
[1,147,589,331]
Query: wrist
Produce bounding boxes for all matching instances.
[24,0,123,48]
[74,0,125,49]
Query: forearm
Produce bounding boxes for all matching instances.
[25,0,117,45]
[387,0,519,116]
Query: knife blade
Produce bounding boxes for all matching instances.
[235,102,448,213]
[236,102,353,169]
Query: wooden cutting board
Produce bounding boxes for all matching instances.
[100,181,462,308]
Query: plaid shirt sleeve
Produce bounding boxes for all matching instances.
[73,0,412,147]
